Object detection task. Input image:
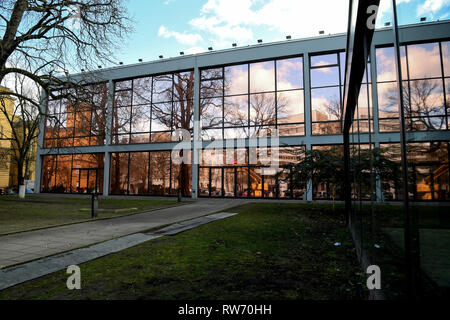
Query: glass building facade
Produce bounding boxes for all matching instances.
[36,21,450,202]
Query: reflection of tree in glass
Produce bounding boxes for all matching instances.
[201,68,225,129]
[224,92,287,137]
[150,152,171,194]
[47,84,108,147]
[319,95,341,121]
[385,79,445,130]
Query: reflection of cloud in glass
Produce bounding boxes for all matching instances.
[407,43,441,79]
[225,64,248,95]
[311,87,340,121]
[277,58,303,90]
[277,90,304,123]
[443,42,450,76]
[250,61,275,93]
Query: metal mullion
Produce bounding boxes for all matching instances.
[234,166,237,198]
[247,64,250,132]
[86,169,90,194]
[439,42,449,130]
[53,154,58,191]
[149,77,155,141]
[222,66,225,139]
[171,73,175,134]
[127,152,130,195]
[88,90,94,146]
[429,165,435,201]
[404,45,413,131]
[274,59,278,128]
[169,153,172,195]
[69,154,74,193]
[208,167,212,197]
[129,81,134,142]
[261,168,265,198]
[337,52,343,132]
[147,151,151,195]
[310,63,340,69]
[247,165,251,198]
[77,168,81,193]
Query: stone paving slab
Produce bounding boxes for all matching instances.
[0,212,238,291]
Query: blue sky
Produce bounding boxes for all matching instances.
[113,0,450,66]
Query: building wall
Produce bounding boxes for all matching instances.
[35,21,450,200]
[0,87,14,188]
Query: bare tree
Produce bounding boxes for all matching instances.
[1,0,132,148]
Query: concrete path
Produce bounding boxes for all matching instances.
[0,212,238,291]
[0,199,249,269]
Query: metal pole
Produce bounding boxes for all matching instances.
[391,0,420,298]
[343,129,351,227]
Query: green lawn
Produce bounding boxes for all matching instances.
[0,203,367,300]
[0,196,185,235]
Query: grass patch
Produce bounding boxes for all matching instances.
[0,203,367,300]
[0,196,186,235]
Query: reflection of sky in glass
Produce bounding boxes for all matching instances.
[201,68,223,80]
[407,43,441,79]
[201,79,223,98]
[225,64,248,95]
[250,61,275,93]
[340,52,346,84]
[47,100,59,114]
[202,128,222,141]
[249,92,275,125]
[152,75,173,103]
[377,82,398,117]
[201,97,222,128]
[409,79,444,115]
[115,106,131,133]
[357,85,371,118]
[311,87,340,121]
[446,79,450,105]
[277,90,304,123]
[131,105,151,132]
[311,54,337,67]
[115,80,132,91]
[277,58,303,90]
[115,90,132,107]
[151,102,172,131]
[376,46,407,82]
[311,66,340,87]
[133,77,152,105]
[224,95,248,126]
[224,127,248,139]
[443,42,450,77]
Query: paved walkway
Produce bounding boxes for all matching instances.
[0,199,249,269]
[0,212,238,290]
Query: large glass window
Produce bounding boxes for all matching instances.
[112,71,194,144]
[199,146,305,199]
[376,41,448,132]
[41,153,104,194]
[200,57,304,139]
[109,151,191,196]
[44,84,107,148]
[310,52,349,135]
[380,142,449,201]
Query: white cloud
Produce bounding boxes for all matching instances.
[185,46,206,54]
[417,0,450,16]
[158,25,203,46]
[189,0,350,49]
